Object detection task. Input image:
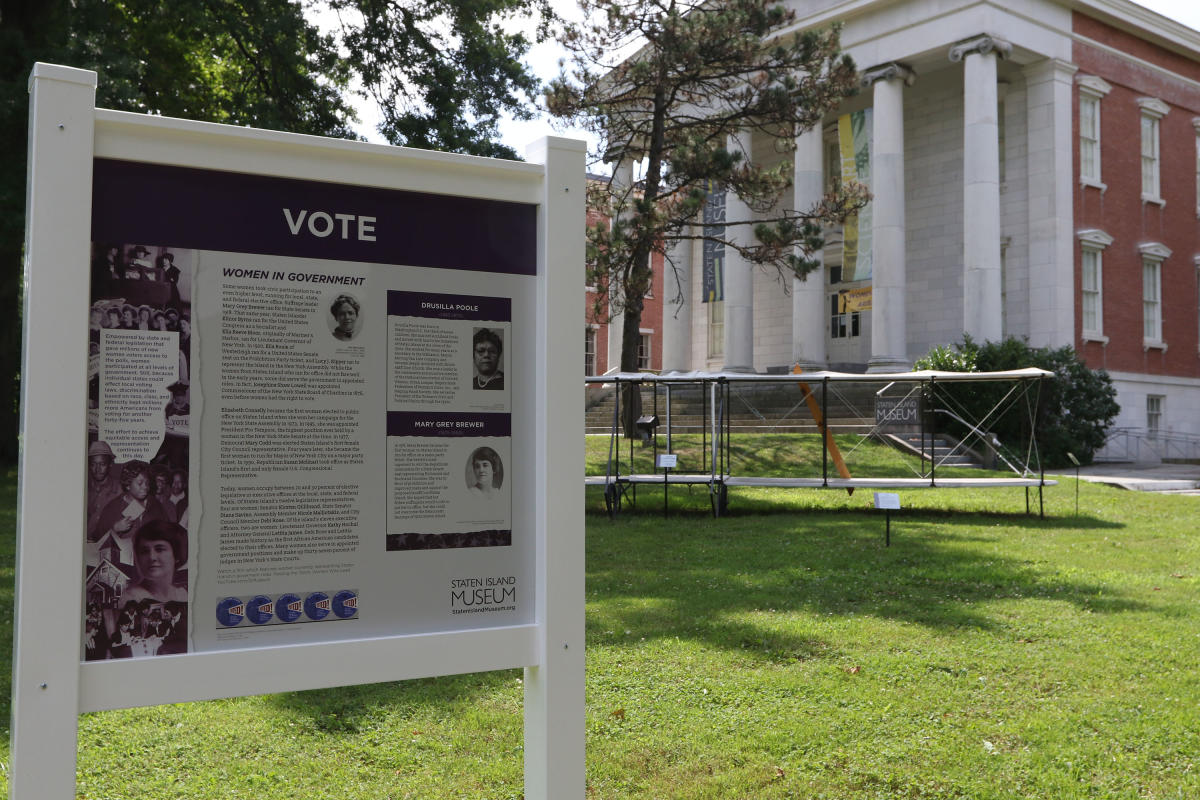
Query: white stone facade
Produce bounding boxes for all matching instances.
[653,0,1200,449]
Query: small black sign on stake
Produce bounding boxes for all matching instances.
[1066,452,1080,516]
[874,492,900,546]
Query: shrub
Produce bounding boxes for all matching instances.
[915,336,1119,468]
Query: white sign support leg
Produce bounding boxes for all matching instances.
[524,136,587,800]
[12,63,98,800]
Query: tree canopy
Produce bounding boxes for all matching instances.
[0,0,549,462]
[69,0,358,136]
[330,0,551,159]
[547,0,863,373]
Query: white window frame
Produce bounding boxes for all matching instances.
[707,300,724,359]
[1077,75,1111,190]
[1195,256,1200,354]
[584,325,598,376]
[1000,237,1011,336]
[637,329,653,371]
[1193,118,1200,218]
[998,88,1007,188]
[1146,395,1163,440]
[1076,229,1113,342]
[823,124,841,195]
[1138,97,1169,204]
[829,292,860,340]
[1140,242,1171,349]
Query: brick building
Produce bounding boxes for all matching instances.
[584,176,664,376]
[637,0,1200,456]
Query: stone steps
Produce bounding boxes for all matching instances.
[883,433,984,469]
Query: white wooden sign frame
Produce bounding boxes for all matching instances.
[14,63,584,799]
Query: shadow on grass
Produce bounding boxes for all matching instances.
[593,485,1125,530]
[584,509,1148,662]
[266,669,521,734]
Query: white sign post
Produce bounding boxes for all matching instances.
[14,63,584,799]
[873,492,901,547]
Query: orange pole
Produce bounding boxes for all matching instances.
[793,366,854,495]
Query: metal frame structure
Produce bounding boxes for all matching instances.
[586,368,1057,518]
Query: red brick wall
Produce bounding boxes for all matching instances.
[584,203,609,376]
[583,202,664,375]
[1073,11,1200,379]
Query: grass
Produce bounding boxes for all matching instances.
[584,430,1028,484]
[587,431,936,479]
[1,437,1198,799]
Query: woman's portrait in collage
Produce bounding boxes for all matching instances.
[84,243,192,660]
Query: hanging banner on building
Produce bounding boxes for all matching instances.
[838,286,873,313]
[82,158,538,659]
[838,110,873,282]
[701,181,725,303]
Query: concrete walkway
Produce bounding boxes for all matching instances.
[1053,462,1200,494]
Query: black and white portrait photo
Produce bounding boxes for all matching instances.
[465,445,504,501]
[329,293,362,341]
[471,327,504,390]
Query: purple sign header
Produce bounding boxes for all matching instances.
[91,158,536,275]
[387,291,511,322]
[387,412,511,438]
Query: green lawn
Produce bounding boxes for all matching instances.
[1,440,1198,799]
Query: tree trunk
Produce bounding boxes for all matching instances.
[619,307,644,438]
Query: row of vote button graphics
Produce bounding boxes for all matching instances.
[217,590,358,627]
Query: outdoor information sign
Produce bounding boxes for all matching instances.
[15,63,584,799]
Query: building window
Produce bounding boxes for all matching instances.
[637,333,652,371]
[1076,229,1112,341]
[1195,257,1200,352]
[1000,238,1010,336]
[585,327,597,376]
[707,301,723,359]
[1194,119,1200,216]
[1146,395,1163,440]
[998,95,1007,186]
[1082,250,1102,334]
[1140,242,1171,347]
[824,127,841,194]
[1080,95,1100,182]
[1138,97,1169,203]
[1077,76,1110,188]
[830,293,860,339]
[1143,258,1161,342]
[1141,116,1159,198]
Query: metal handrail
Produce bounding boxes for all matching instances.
[1098,427,1200,463]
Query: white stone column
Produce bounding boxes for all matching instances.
[791,125,827,369]
[660,232,693,372]
[864,63,914,372]
[1024,58,1078,348]
[606,158,634,372]
[723,130,755,372]
[951,35,1011,343]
